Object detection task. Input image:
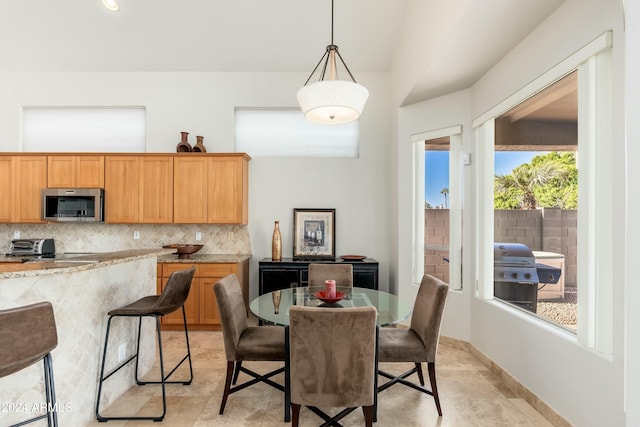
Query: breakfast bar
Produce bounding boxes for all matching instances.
[0,249,172,427]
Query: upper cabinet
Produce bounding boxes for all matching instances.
[208,156,249,224]
[0,157,14,222]
[105,156,140,223]
[1,153,249,225]
[174,154,249,224]
[0,156,47,223]
[47,155,104,188]
[139,156,173,223]
[174,157,208,223]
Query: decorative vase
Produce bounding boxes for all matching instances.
[272,221,282,261]
[272,290,282,314]
[176,131,192,152]
[192,135,207,152]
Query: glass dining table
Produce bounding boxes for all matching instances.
[249,286,412,422]
[250,286,412,327]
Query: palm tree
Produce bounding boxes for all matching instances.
[494,163,562,209]
[440,187,449,208]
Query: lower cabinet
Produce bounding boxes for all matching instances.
[157,260,249,330]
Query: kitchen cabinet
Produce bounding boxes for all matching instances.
[47,155,104,188]
[258,258,379,295]
[105,156,139,223]
[174,154,249,224]
[16,156,47,223]
[0,157,14,222]
[2,152,249,225]
[105,155,173,223]
[173,157,208,223]
[139,156,173,223]
[207,156,249,224]
[158,260,249,330]
[0,155,47,223]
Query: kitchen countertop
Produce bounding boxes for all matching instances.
[0,248,174,279]
[157,253,252,263]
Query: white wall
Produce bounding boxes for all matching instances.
[625,0,640,424]
[0,71,393,302]
[393,0,628,425]
[395,89,472,341]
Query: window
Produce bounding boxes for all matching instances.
[493,71,578,331]
[234,108,359,158]
[413,126,463,290]
[22,107,146,152]
[474,31,613,352]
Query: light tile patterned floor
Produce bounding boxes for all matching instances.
[87,331,559,427]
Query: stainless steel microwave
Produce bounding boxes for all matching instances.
[41,188,104,222]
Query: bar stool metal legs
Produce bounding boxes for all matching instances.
[95,306,193,422]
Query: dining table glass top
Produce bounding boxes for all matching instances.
[250,286,412,327]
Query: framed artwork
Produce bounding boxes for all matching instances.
[293,208,336,260]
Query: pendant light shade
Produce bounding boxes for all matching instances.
[297,80,369,125]
[297,1,368,125]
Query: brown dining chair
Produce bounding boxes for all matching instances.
[96,266,195,422]
[289,305,377,427]
[377,274,449,416]
[0,301,58,427]
[214,273,286,416]
[308,263,353,287]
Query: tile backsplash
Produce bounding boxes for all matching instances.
[0,223,252,255]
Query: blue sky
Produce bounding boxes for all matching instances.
[424,151,543,207]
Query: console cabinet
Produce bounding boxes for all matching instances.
[258,258,379,295]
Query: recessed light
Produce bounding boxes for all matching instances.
[102,0,119,12]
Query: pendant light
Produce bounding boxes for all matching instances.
[296,0,369,125]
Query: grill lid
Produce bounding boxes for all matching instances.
[494,243,535,267]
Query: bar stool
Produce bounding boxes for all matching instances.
[0,301,58,427]
[95,266,195,422]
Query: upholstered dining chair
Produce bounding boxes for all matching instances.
[377,274,449,416]
[308,263,353,288]
[0,301,58,427]
[289,305,377,427]
[214,273,286,416]
[96,266,195,422]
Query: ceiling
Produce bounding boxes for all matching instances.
[0,0,566,105]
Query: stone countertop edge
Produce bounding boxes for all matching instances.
[157,253,252,263]
[0,248,175,280]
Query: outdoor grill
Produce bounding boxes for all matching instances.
[493,243,562,313]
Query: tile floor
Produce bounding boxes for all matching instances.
[88,330,564,427]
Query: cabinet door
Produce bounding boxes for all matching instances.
[47,156,75,188]
[105,156,139,223]
[0,157,14,222]
[75,156,104,188]
[161,277,199,325]
[199,277,221,325]
[199,263,236,325]
[173,157,208,223]
[139,156,173,223]
[48,155,104,188]
[208,157,248,224]
[14,156,47,223]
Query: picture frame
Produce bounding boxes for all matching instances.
[293,208,336,260]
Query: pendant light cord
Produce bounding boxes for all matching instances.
[331,0,334,45]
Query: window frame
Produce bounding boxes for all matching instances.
[412,125,463,290]
[472,31,613,352]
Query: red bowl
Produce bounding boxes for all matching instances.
[315,290,346,304]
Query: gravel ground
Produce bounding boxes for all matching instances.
[537,286,577,328]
